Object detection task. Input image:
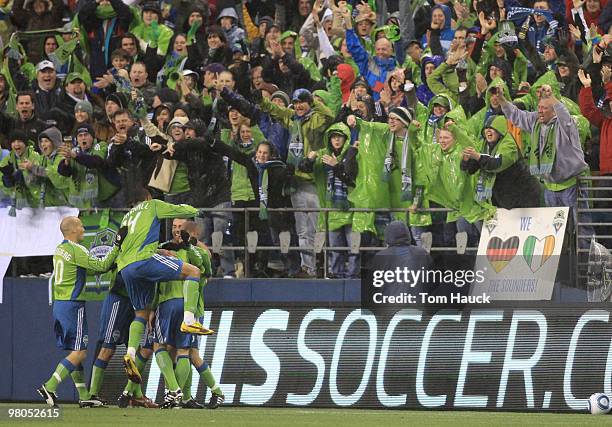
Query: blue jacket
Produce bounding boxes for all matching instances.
[346,29,397,102]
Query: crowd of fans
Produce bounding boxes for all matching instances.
[0,0,610,279]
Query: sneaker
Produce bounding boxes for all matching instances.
[267,260,285,271]
[161,390,183,409]
[117,392,131,408]
[79,395,106,408]
[180,398,204,409]
[37,385,59,407]
[180,321,215,335]
[123,354,142,384]
[130,395,159,408]
[39,272,53,278]
[222,275,234,279]
[208,392,225,409]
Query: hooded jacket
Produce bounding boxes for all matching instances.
[0,144,41,209]
[467,77,523,148]
[217,7,246,47]
[258,97,335,182]
[298,122,357,231]
[416,56,444,105]
[345,28,397,102]
[32,127,69,206]
[420,4,455,54]
[580,82,612,174]
[461,116,542,209]
[422,93,467,145]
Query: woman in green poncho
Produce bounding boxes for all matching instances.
[419,125,495,247]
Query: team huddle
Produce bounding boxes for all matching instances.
[37,188,224,409]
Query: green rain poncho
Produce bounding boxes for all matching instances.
[64,141,116,208]
[467,76,510,139]
[0,145,41,210]
[477,32,528,94]
[420,93,468,145]
[419,125,496,223]
[349,117,431,234]
[307,122,354,232]
[471,116,520,203]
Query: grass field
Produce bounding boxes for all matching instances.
[0,404,610,427]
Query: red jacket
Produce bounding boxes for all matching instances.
[579,82,612,174]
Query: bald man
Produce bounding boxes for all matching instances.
[37,217,126,408]
[498,84,594,247]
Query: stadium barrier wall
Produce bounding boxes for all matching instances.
[2,279,611,412]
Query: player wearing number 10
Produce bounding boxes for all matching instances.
[117,188,214,385]
[37,216,126,408]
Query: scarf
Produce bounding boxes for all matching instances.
[255,160,284,220]
[95,4,117,19]
[287,111,312,168]
[157,52,187,87]
[8,152,29,215]
[527,120,556,177]
[507,7,554,26]
[427,114,443,144]
[68,150,99,208]
[325,154,349,210]
[399,132,413,202]
[476,143,496,202]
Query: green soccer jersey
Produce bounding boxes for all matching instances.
[52,241,119,301]
[156,243,212,317]
[116,199,198,271]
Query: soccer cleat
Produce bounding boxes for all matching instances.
[79,395,106,408]
[180,398,204,409]
[123,354,142,384]
[161,390,183,409]
[180,321,215,335]
[117,392,131,408]
[208,392,225,409]
[130,395,159,408]
[37,385,59,407]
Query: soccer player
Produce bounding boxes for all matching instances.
[153,220,224,408]
[37,216,126,408]
[89,272,158,408]
[181,221,225,409]
[117,188,213,385]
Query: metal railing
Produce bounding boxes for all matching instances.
[576,175,612,286]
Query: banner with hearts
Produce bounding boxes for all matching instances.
[486,236,520,273]
[523,235,555,273]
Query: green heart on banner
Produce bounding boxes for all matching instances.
[486,236,520,273]
[523,235,555,273]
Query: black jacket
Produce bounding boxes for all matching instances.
[107,126,158,205]
[461,146,542,209]
[164,137,232,208]
[0,112,47,145]
[208,139,294,230]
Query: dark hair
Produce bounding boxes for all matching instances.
[130,60,149,74]
[111,48,130,61]
[112,109,132,121]
[16,91,34,103]
[121,33,142,56]
[207,26,228,45]
[256,140,278,159]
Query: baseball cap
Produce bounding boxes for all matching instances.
[36,60,55,73]
[75,123,94,137]
[64,72,85,85]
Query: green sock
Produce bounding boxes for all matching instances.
[155,349,179,391]
[90,358,108,396]
[71,366,90,400]
[127,317,146,357]
[174,356,191,399]
[183,367,193,401]
[183,278,199,314]
[196,362,222,395]
[44,359,76,393]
